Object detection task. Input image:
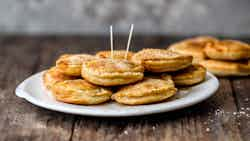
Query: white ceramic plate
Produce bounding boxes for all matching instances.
[15,71,219,117]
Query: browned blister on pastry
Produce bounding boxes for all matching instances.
[96,50,134,61]
[112,76,177,105]
[199,59,250,76]
[56,54,97,76]
[43,67,75,90]
[51,79,112,105]
[132,49,192,72]
[204,40,250,60]
[162,64,206,86]
[169,36,218,63]
[81,59,144,86]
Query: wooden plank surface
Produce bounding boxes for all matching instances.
[0,37,75,141]
[0,36,249,141]
[231,78,250,141]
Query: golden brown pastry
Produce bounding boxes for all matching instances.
[111,76,177,105]
[56,54,96,76]
[43,67,75,90]
[199,59,250,76]
[169,36,218,63]
[162,64,206,86]
[51,79,112,105]
[96,50,134,60]
[81,59,144,86]
[132,49,193,72]
[185,36,218,44]
[204,40,250,60]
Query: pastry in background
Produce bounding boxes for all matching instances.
[162,64,206,86]
[168,36,218,63]
[132,49,193,72]
[43,67,75,90]
[112,76,177,105]
[56,54,96,76]
[204,40,250,61]
[81,59,144,86]
[199,59,250,76]
[51,79,112,105]
[96,50,134,60]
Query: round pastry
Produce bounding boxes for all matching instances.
[132,49,193,72]
[96,50,134,60]
[51,79,112,105]
[199,59,250,76]
[111,76,177,105]
[187,36,218,43]
[204,40,250,60]
[56,54,96,76]
[81,59,144,86]
[169,36,218,63]
[162,64,206,86]
[43,67,75,90]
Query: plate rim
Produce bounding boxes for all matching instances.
[15,71,219,117]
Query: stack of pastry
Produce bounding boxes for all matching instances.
[169,36,250,76]
[43,49,207,105]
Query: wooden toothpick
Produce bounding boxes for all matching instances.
[110,25,114,59]
[125,24,134,60]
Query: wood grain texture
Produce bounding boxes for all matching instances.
[0,37,74,141]
[71,79,243,141]
[231,78,250,141]
[0,36,249,141]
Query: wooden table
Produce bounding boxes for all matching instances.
[1,36,249,141]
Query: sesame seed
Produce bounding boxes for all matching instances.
[124,130,128,135]
[152,126,156,130]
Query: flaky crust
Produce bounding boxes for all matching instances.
[163,64,206,86]
[51,79,112,105]
[96,50,134,60]
[81,59,144,86]
[169,36,218,63]
[204,40,250,60]
[199,59,250,76]
[43,67,75,90]
[56,54,96,76]
[132,49,193,72]
[112,77,177,105]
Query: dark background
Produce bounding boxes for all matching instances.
[1,0,250,37]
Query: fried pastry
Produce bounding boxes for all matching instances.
[169,36,218,63]
[51,79,112,105]
[132,49,193,72]
[56,54,96,76]
[185,36,218,44]
[96,50,134,60]
[111,76,177,105]
[43,67,75,90]
[163,64,206,86]
[204,40,250,60]
[81,59,144,86]
[199,59,250,76]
